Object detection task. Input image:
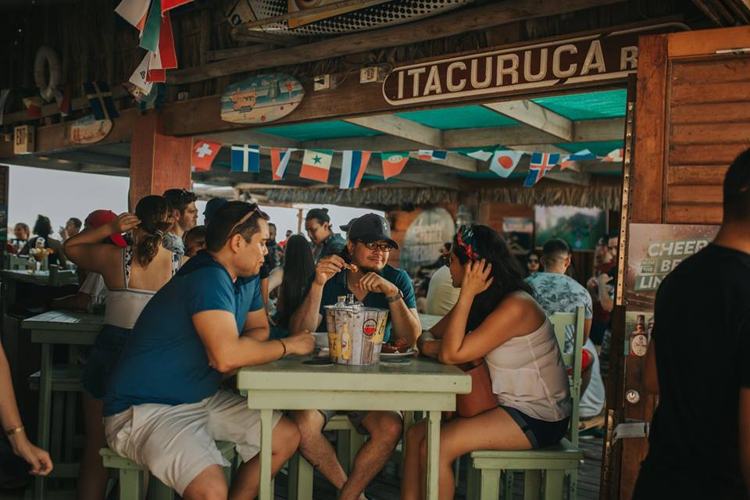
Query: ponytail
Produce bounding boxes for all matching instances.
[133,195,172,266]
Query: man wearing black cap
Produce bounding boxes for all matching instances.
[289,213,420,500]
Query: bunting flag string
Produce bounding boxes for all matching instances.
[181,141,620,189]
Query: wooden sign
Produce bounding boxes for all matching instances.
[221,73,304,124]
[13,125,35,155]
[383,24,683,106]
[67,114,113,144]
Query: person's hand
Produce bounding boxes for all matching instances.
[10,434,53,476]
[284,331,315,355]
[357,272,397,296]
[460,259,493,297]
[110,213,141,234]
[313,255,349,286]
[597,273,613,287]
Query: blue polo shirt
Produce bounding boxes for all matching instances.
[103,251,264,417]
[318,265,416,343]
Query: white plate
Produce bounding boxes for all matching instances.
[380,348,416,359]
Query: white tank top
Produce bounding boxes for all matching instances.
[104,247,179,329]
[485,319,571,422]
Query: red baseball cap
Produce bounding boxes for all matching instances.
[85,210,127,248]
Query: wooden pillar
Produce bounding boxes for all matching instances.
[129,111,192,209]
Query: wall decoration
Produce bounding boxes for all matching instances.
[67,115,113,144]
[400,208,456,274]
[534,205,606,251]
[624,223,718,309]
[502,217,534,256]
[13,126,35,155]
[221,73,304,124]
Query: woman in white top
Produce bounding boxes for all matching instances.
[64,195,179,500]
[403,225,571,500]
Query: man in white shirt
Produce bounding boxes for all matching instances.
[425,265,460,316]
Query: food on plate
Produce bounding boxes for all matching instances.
[381,338,411,353]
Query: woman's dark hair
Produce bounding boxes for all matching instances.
[134,195,172,267]
[453,225,532,331]
[33,215,52,238]
[163,188,197,214]
[205,201,269,252]
[305,207,331,224]
[276,234,315,328]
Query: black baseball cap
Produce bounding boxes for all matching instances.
[203,198,228,224]
[340,218,357,233]
[347,214,398,249]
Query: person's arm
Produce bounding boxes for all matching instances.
[64,213,138,275]
[439,260,529,365]
[740,388,750,495]
[193,310,314,372]
[288,255,345,335]
[597,274,614,312]
[260,277,270,309]
[358,272,421,346]
[242,308,270,341]
[0,342,53,475]
[50,292,92,312]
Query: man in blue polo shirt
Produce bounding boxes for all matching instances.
[289,213,420,500]
[102,201,314,499]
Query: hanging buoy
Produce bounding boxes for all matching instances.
[34,46,62,102]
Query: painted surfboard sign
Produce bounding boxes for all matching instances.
[220,73,304,124]
[67,114,113,144]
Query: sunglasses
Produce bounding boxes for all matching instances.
[226,205,262,240]
[528,258,539,263]
[361,241,392,252]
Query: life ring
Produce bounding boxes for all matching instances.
[34,46,61,102]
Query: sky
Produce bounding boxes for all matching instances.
[7,165,379,240]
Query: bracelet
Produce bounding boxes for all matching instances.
[277,339,287,358]
[386,289,403,303]
[5,425,24,437]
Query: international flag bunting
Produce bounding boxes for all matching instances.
[489,150,524,178]
[157,12,177,69]
[129,53,153,96]
[115,0,151,30]
[466,150,493,162]
[300,149,333,183]
[560,149,596,170]
[231,145,260,173]
[381,151,409,179]
[271,148,294,181]
[340,151,371,189]
[161,0,192,13]
[417,150,448,161]
[191,139,221,172]
[603,148,624,162]
[523,152,560,188]
[139,0,161,52]
[83,82,119,120]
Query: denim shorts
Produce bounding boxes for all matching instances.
[501,405,570,449]
[82,325,130,399]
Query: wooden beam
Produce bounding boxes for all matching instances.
[343,115,443,147]
[233,0,391,31]
[200,130,299,149]
[206,45,276,62]
[573,118,625,142]
[483,100,574,142]
[169,0,624,84]
[229,31,306,47]
[408,152,477,173]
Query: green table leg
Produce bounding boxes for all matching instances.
[34,343,51,500]
[258,409,273,500]
[543,470,564,500]
[479,469,501,500]
[425,410,441,500]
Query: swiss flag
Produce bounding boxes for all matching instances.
[192,139,221,171]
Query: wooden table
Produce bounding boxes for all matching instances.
[1,268,78,287]
[237,357,470,500]
[22,310,103,500]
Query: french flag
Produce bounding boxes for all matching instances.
[340,151,371,189]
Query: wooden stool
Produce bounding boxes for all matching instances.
[100,441,237,500]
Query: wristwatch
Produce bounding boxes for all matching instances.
[386,289,404,303]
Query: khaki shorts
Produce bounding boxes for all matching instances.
[104,390,281,495]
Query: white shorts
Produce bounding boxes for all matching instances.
[103,390,282,495]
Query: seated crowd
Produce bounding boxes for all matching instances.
[2,191,613,500]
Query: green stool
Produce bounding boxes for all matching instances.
[100,441,237,500]
[287,415,366,500]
